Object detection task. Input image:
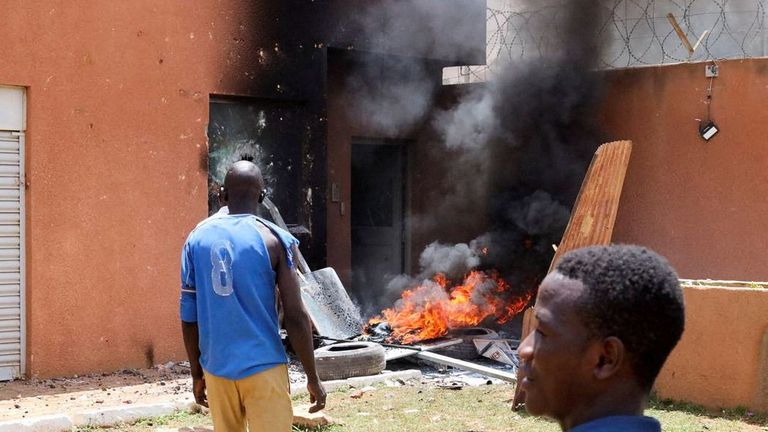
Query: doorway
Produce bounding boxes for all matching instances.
[350,140,407,311]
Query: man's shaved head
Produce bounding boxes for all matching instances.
[223,161,265,211]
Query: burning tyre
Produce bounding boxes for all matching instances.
[366,271,531,345]
[314,342,386,381]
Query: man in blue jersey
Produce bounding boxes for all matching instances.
[517,245,685,432]
[180,161,326,431]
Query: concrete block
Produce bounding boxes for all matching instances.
[72,402,178,427]
[656,286,768,410]
[154,427,213,432]
[292,404,340,428]
[0,414,73,432]
[290,369,422,396]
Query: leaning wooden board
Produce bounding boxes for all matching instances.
[514,140,632,404]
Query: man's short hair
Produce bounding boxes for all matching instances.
[555,245,685,390]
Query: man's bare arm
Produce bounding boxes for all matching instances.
[277,245,326,412]
[181,321,208,407]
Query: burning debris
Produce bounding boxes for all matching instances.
[321,0,606,367]
[347,0,604,320]
[366,270,531,345]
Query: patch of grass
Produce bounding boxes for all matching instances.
[649,397,768,428]
[293,384,557,432]
[293,384,768,432]
[71,409,211,431]
[73,385,768,432]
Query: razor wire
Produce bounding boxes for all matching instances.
[444,0,767,84]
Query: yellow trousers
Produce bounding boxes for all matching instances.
[204,364,292,432]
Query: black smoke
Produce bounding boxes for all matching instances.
[345,0,607,315]
[430,0,606,294]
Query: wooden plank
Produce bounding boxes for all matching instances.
[667,13,695,55]
[414,351,517,383]
[522,140,632,335]
[548,140,632,271]
[514,140,632,405]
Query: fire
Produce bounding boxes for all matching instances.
[369,271,532,344]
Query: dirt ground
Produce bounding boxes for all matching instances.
[0,363,193,421]
[0,360,310,422]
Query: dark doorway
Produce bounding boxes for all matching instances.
[351,141,406,312]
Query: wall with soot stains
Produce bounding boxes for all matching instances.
[0,0,314,378]
[325,49,455,291]
[0,0,485,377]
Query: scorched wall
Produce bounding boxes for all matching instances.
[0,0,327,378]
[0,0,485,377]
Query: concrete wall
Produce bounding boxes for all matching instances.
[656,284,768,412]
[483,1,766,69]
[602,59,768,281]
[600,59,768,410]
[0,1,485,378]
[0,0,288,377]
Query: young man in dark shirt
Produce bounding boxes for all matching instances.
[518,245,685,431]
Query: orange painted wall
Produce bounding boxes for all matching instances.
[0,0,291,377]
[655,285,768,412]
[602,60,768,410]
[0,1,484,378]
[602,59,768,281]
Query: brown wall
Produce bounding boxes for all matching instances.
[656,285,768,412]
[0,0,307,377]
[0,1,484,377]
[602,59,768,281]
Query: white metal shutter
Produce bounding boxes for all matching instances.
[0,131,23,380]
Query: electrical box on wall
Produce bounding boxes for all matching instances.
[700,121,719,141]
[705,64,719,77]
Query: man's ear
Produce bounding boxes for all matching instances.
[593,336,625,380]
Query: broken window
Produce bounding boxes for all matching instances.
[207,98,306,227]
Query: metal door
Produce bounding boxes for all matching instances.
[351,142,405,309]
[0,86,25,380]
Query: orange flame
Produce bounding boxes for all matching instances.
[369,271,532,344]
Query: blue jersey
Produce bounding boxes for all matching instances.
[570,416,661,432]
[180,214,299,380]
